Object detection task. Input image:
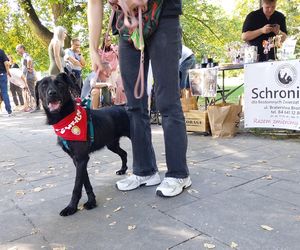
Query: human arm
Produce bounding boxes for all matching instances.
[77,50,86,68]
[25,55,34,73]
[242,24,274,42]
[53,41,64,72]
[65,49,83,67]
[4,61,11,77]
[88,0,103,73]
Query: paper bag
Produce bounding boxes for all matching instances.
[207,103,242,138]
[180,89,198,112]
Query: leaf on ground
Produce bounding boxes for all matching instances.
[6,162,15,167]
[257,160,267,164]
[31,228,39,235]
[53,247,66,250]
[33,187,43,192]
[78,205,84,211]
[261,225,274,231]
[150,204,157,209]
[262,175,273,180]
[106,214,111,218]
[7,246,18,250]
[15,178,24,183]
[230,241,238,248]
[204,243,216,249]
[225,173,232,177]
[113,206,123,212]
[187,189,199,194]
[106,197,113,201]
[93,161,101,164]
[128,225,136,230]
[16,190,25,196]
[233,165,241,170]
[46,184,56,188]
[109,221,117,226]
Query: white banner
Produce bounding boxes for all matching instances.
[244,60,300,130]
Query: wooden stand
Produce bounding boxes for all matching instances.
[184,110,210,133]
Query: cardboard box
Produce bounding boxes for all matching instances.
[184,110,210,133]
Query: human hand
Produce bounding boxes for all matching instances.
[261,24,274,34]
[271,24,280,35]
[90,49,104,75]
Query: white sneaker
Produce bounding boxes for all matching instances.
[116,172,161,191]
[156,176,192,197]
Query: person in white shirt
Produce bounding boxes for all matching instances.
[65,38,86,88]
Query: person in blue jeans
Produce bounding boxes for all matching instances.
[179,45,196,90]
[0,48,13,116]
[88,0,191,197]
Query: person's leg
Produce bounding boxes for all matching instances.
[115,37,160,191]
[0,74,12,114]
[91,88,100,109]
[16,85,24,106]
[148,16,189,178]
[10,83,19,106]
[148,17,191,197]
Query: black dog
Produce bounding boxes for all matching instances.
[35,73,130,216]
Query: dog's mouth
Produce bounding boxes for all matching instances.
[48,101,62,112]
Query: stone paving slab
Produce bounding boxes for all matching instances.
[1,110,300,249]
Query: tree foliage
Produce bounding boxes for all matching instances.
[0,0,299,73]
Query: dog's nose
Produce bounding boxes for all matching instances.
[48,89,57,96]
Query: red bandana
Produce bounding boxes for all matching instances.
[52,104,87,141]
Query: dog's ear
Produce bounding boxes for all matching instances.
[35,80,41,108]
[56,72,81,97]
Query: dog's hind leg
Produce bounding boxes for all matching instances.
[107,140,128,175]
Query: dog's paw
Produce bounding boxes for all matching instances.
[59,206,77,216]
[116,167,127,175]
[83,200,97,210]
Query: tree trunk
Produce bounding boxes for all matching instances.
[19,0,53,46]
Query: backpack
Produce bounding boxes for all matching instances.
[107,0,164,98]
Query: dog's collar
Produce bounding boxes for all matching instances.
[52,104,87,141]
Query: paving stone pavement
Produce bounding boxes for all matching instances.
[0,110,300,250]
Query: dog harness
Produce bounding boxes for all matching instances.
[53,98,94,150]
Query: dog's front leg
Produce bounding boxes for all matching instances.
[60,156,89,216]
[82,169,97,210]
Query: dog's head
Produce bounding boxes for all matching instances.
[35,73,81,114]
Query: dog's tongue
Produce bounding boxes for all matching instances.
[48,101,61,112]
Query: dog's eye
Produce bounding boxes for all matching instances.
[56,81,65,88]
[41,82,48,89]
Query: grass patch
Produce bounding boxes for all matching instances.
[197,85,244,108]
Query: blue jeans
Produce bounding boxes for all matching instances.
[0,73,12,114]
[179,54,196,89]
[118,16,189,178]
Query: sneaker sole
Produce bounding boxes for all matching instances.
[116,179,161,191]
[156,179,192,197]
